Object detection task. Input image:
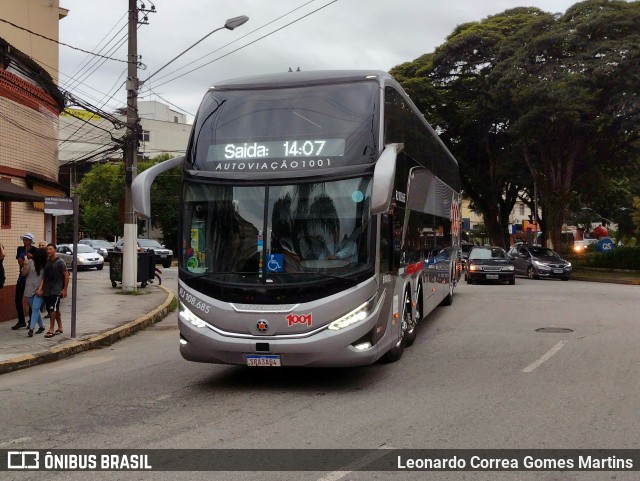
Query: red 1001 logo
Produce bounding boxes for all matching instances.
[286,313,312,327]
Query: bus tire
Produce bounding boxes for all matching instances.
[384,290,410,362]
[405,288,418,348]
[440,274,454,306]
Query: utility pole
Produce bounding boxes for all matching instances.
[122,0,140,291]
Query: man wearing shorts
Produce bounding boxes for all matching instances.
[37,244,69,338]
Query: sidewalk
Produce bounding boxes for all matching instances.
[0,269,176,374]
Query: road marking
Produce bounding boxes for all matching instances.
[316,446,392,481]
[0,437,31,447]
[522,341,567,373]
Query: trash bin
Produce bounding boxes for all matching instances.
[109,251,155,288]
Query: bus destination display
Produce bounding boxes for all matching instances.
[209,139,345,161]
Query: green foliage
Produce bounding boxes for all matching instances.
[75,154,182,250]
[579,247,640,270]
[632,196,640,237]
[390,0,640,251]
[76,162,124,239]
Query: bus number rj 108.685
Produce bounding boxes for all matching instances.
[179,287,211,314]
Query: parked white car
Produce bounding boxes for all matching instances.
[56,244,104,270]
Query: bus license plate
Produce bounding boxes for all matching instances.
[486,274,499,280]
[246,355,281,367]
[553,269,563,274]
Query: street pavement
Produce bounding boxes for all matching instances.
[0,277,639,481]
[0,266,175,364]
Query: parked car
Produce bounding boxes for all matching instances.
[572,238,598,253]
[56,244,104,270]
[79,239,114,260]
[460,241,474,262]
[114,238,173,268]
[465,246,515,285]
[509,245,571,280]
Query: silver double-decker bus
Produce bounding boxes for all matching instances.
[133,70,461,367]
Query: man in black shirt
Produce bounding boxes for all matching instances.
[37,244,69,338]
[12,233,37,330]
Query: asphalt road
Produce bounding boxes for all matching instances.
[2,274,639,481]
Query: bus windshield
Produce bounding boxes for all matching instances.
[182,176,373,284]
[187,81,379,174]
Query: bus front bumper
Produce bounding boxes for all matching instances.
[178,313,384,368]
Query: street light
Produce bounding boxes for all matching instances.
[581,207,614,225]
[144,15,249,84]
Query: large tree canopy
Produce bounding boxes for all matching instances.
[391,0,640,249]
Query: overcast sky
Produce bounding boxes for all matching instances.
[58,0,580,120]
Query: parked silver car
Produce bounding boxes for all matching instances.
[79,239,114,260]
[56,244,104,270]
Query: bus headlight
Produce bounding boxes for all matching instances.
[328,296,377,331]
[179,302,207,328]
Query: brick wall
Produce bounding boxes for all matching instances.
[0,96,59,180]
[1,77,59,322]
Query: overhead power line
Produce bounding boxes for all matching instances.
[140,0,339,93]
[0,17,129,63]
[150,0,318,85]
[65,12,127,81]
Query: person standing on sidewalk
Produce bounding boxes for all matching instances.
[37,244,69,338]
[12,233,37,330]
[37,240,49,318]
[0,242,6,289]
[22,247,47,337]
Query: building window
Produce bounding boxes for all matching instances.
[519,203,525,216]
[142,130,150,142]
[174,116,179,123]
[1,201,10,229]
[1,178,11,228]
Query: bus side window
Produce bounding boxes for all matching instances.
[379,214,393,273]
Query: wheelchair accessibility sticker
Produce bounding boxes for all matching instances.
[267,254,284,273]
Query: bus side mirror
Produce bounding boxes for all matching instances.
[132,156,184,219]
[371,143,402,215]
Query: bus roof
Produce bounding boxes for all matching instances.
[209,70,393,91]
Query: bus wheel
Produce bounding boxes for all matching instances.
[440,274,454,306]
[385,291,409,362]
[405,288,418,348]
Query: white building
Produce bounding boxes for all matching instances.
[58,100,191,167]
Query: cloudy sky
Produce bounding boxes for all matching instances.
[58,0,580,120]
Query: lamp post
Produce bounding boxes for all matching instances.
[143,15,249,85]
[122,14,248,291]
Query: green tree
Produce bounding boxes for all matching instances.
[490,0,640,249]
[391,8,543,247]
[76,162,124,238]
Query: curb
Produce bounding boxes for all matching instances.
[571,276,640,286]
[0,285,177,376]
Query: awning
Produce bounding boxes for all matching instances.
[0,181,46,202]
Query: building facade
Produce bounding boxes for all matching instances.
[58,100,191,189]
[0,0,67,322]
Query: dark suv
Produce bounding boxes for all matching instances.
[115,238,173,268]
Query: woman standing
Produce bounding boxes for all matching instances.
[22,247,47,337]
